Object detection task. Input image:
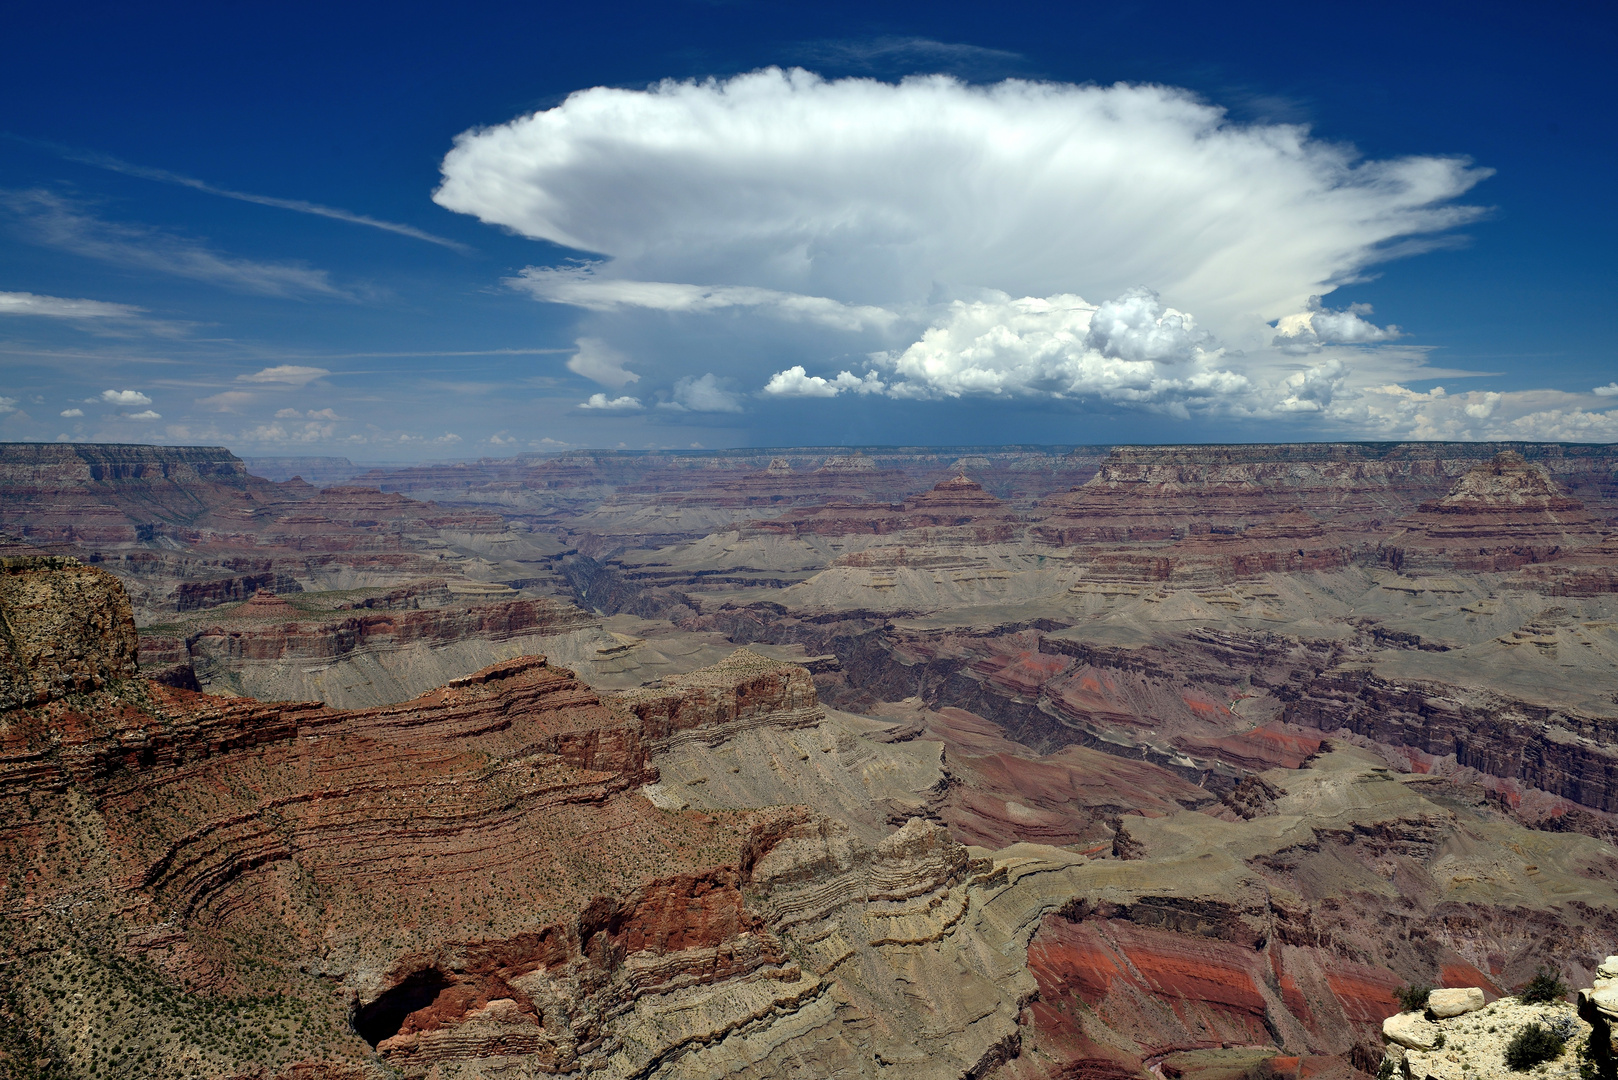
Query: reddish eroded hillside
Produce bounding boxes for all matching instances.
[142,585,599,700]
[0,559,838,1077]
[752,473,1021,541]
[0,442,276,546]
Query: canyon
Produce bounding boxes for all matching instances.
[3,439,1618,1079]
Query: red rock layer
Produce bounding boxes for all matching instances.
[0,634,818,1073]
[178,593,596,667]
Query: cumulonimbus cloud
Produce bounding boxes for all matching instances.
[437,68,1488,330]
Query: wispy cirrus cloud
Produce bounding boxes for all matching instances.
[792,37,1029,80]
[0,290,146,319]
[1,190,362,299]
[42,143,472,253]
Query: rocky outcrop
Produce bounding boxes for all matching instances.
[616,647,823,746]
[184,592,595,666]
[1385,995,1590,1079]
[0,552,136,707]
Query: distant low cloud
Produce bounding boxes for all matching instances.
[200,391,257,411]
[99,389,151,406]
[566,337,639,388]
[1272,296,1401,353]
[0,290,145,319]
[59,408,83,417]
[237,365,331,386]
[763,366,886,397]
[125,410,161,421]
[660,373,744,413]
[1594,383,1618,397]
[579,392,643,410]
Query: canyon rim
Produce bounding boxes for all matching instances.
[2,440,1618,1079]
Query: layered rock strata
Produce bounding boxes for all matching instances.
[1391,452,1607,572]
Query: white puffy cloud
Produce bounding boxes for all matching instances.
[566,336,640,388]
[125,410,161,421]
[437,68,1486,330]
[868,289,1246,412]
[1272,295,1401,352]
[59,408,83,417]
[99,389,152,406]
[0,397,17,414]
[513,266,898,331]
[0,291,145,319]
[1594,383,1618,397]
[763,366,887,397]
[237,365,330,386]
[661,373,744,413]
[580,392,643,410]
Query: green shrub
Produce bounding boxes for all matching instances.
[1396,984,1433,1013]
[1504,1024,1566,1071]
[1517,968,1569,1005]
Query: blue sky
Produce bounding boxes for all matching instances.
[2,0,1614,458]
